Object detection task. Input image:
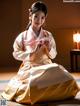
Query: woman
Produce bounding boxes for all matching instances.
[2,1,79,104]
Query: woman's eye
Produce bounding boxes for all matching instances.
[42,17,44,19]
[35,15,38,18]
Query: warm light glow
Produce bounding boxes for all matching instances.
[73,32,80,43]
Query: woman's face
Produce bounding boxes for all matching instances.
[31,11,46,29]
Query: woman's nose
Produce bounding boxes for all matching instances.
[37,18,41,23]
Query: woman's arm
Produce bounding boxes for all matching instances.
[47,32,57,59]
[13,32,29,61]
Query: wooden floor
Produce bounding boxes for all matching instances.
[0,67,80,80]
[0,68,17,80]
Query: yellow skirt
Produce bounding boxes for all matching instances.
[1,63,79,104]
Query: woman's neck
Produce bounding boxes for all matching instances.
[31,25,41,37]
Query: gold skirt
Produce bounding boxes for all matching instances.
[1,63,79,104]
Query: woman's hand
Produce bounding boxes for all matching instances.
[38,39,50,51]
[40,43,50,56]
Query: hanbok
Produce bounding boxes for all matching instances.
[1,26,79,104]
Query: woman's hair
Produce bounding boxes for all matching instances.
[26,1,47,29]
[30,1,47,16]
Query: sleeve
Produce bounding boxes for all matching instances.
[12,32,29,61]
[48,32,57,59]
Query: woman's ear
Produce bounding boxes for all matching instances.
[29,15,31,21]
[45,14,48,18]
[29,13,32,23]
[29,8,32,21]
